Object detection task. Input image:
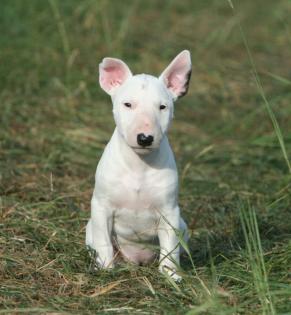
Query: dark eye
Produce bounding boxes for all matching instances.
[160,104,167,110]
[124,102,132,108]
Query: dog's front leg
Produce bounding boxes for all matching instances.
[158,206,181,281]
[89,196,114,268]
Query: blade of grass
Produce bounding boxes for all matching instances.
[239,203,276,315]
[228,0,291,173]
[264,71,291,86]
[48,0,70,58]
[48,0,71,85]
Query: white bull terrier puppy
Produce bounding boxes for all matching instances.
[86,50,192,280]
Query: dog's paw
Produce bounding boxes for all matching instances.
[87,247,115,271]
[159,264,182,282]
[95,256,115,269]
[91,259,115,272]
[93,262,115,271]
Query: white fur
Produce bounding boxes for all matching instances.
[86,50,192,281]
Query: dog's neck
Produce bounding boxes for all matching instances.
[111,128,170,173]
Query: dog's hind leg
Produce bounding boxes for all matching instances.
[85,219,93,248]
[179,217,189,253]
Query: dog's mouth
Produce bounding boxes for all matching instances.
[131,146,155,154]
[131,146,153,151]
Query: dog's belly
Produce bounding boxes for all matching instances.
[113,207,158,264]
[116,238,157,264]
[113,205,159,264]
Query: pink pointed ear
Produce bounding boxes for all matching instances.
[99,57,132,95]
[159,50,192,100]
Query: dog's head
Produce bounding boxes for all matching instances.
[99,51,192,155]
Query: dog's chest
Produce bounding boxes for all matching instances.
[111,173,160,210]
[106,172,162,240]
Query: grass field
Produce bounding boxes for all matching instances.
[1,0,291,314]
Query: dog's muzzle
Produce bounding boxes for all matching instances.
[137,133,154,147]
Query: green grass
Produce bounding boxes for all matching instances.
[1,0,291,314]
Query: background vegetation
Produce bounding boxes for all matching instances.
[0,0,290,314]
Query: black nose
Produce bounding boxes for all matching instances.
[137,133,154,147]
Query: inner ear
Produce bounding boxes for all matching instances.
[159,50,192,100]
[99,58,132,96]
